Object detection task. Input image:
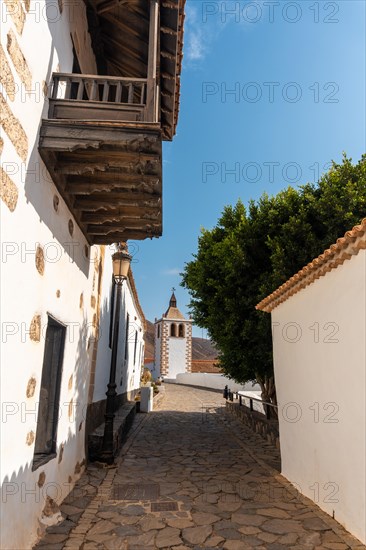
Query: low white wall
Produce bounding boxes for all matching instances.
[272,251,366,544]
[175,372,261,392]
[238,391,264,413]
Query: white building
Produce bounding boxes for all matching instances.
[256,218,366,545]
[85,259,146,446]
[153,292,192,379]
[0,0,184,547]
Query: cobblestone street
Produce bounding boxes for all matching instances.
[35,385,366,550]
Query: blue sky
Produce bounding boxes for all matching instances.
[132,0,366,336]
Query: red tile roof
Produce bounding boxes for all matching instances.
[256,218,366,313]
[191,360,220,373]
[164,307,186,320]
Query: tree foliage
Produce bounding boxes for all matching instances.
[181,155,366,403]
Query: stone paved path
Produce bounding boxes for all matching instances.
[34,384,366,550]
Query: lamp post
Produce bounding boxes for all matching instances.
[98,243,132,464]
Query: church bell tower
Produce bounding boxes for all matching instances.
[154,290,192,379]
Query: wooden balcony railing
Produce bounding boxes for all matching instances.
[51,73,147,104]
[48,73,157,123]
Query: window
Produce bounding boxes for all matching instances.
[137,342,142,368]
[124,313,130,362]
[133,330,138,365]
[33,315,66,470]
[170,323,176,337]
[178,324,185,338]
[157,324,160,338]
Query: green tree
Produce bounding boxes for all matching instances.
[181,155,366,406]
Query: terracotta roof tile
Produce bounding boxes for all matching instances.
[256,218,366,313]
[164,306,185,320]
[191,360,220,373]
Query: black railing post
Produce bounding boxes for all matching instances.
[235,393,277,420]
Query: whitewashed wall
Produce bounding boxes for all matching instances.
[93,257,145,404]
[0,219,98,550]
[166,333,187,379]
[271,251,366,544]
[176,373,261,392]
[0,3,138,549]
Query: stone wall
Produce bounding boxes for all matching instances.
[226,401,280,450]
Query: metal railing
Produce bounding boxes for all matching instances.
[227,391,278,420]
[50,73,147,105]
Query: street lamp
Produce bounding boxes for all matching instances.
[98,243,132,464]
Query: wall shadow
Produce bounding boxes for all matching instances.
[22,0,91,275]
[1,317,95,549]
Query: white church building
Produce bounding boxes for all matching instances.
[153,292,192,379]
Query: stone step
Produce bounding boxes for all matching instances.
[88,402,136,461]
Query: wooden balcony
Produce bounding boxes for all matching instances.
[39,73,163,244]
[49,73,149,122]
[38,0,185,245]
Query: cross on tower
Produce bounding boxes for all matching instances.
[171,287,176,292]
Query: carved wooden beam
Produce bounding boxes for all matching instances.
[66,178,160,195]
[93,229,161,244]
[74,194,161,210]
[81,208,161,223]
[161,89,174,98]
[55,160,160,176]
[59,150,159,162]
[162,0,179,8]
[67,172,159,184]
[161,25,177,35]
[88,222,161,234]
[161,50,176,61]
